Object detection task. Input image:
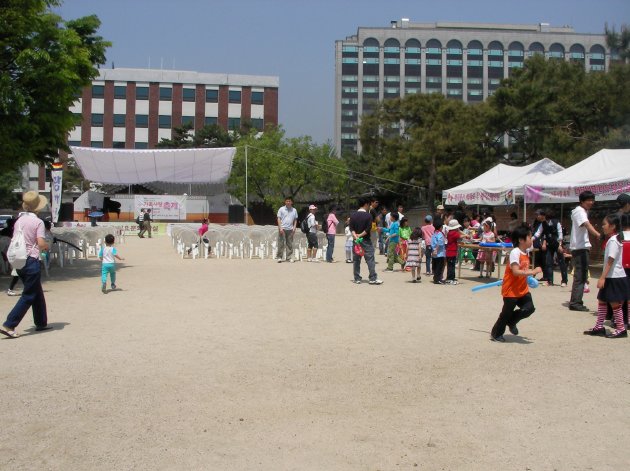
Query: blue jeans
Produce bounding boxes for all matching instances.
[326,234,335,262]
[353,240,377,281]
[425,245,432,273]
[3,257,48,329]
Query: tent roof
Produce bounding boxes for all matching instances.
[446,158,564,193]
[531,149,630,187]
[70,146,236,184]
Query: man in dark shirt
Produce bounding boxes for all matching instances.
[349,197,383,285]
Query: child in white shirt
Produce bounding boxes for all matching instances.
[99,234,124,293]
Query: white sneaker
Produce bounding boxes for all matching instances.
[6,289,18,296]
[369,279,384,285]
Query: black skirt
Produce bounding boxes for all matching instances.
[597,276,630,303]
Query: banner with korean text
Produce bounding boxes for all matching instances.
[444,188,515,206]
[524,180,630,203]
[134,195,187,220]
[50,162,63,223]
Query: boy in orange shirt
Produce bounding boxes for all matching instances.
[490,226,543,342]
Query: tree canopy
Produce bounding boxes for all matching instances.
[0,0,110,172]
[156,123,238,149]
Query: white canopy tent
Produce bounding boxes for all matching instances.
[523,149,630,203]
[70,146,236,184]
[443,158,564,206]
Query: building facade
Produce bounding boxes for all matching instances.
[21,68,279,196]
[335,20,611,156]
[68,68,279,150]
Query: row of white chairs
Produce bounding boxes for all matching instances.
[169,224,329,261]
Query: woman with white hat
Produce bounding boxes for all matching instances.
[0,191,51,338]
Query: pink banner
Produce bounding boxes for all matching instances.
[444,188,515,206]
[524,180,630,203]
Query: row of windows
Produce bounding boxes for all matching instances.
[91,86,264,105]
[343,48,606,59]
[83,113,262,129]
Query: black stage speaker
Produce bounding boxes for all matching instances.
[58,202,74,222]
[228,204,244,223]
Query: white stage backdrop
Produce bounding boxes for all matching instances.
[70,147,235,184]
[134,195,187,220]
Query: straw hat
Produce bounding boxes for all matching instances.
[22,191,48,213]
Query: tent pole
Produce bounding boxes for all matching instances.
[523,199,527,222]
[245,145,248,224]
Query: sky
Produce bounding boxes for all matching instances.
[55,0,629,145]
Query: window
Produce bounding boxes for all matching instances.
[426,59,441,65]
[405,59,420,64]
[251,91,263,105]
[342,57,359,63]
[591,64,605,71]
[426,77,442,83]
[363,46,379,53]
[405,88,419,94]
[508,50,524,57]
[342,87,358,93]
[468,60,483,67]
[136,86,149,100]
[468,90,483,96]
[363,75,378,82]
[383,58,400,64]
[68,140,80,146]
[228,117,241,129]
[135,114,148,128]
[447,78,463,84]
[205,117,217,126]
[92,85,104,98]
[384,47,399,53]
[591,52,604,60]
[467,78,482,85]
[113,114,125,127]
[342,46,359,52]
[342,110,355,116]
[229,90,241,103]
[467,49,482,55]
[205,89,218,103]
[362,57,379,64]
[159,87,172,101]
[363,87,378,94]
[384,76,400,82]
[384,87,399,94]
[488,61,503,68]
[114,86,126,99]
[341,98,358,104]
[182,88,195,102]
[488,49,503,56]
[508,62,524,68]
[406,47,421,54]
[447,48,462,54]
[426,47,441,54]
[251,118,263,131]
[446,60,463,66]
[112,141,125,149]
[158,115,171,128]
[181,116,194,126]
[135,142,148,149]
[342,75,358,82]
[447,89,462,95]
[90,141,103,148]
[91,113,103,127]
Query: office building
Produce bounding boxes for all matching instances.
[335,20,611,156]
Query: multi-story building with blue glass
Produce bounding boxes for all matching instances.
[335,20,611,156]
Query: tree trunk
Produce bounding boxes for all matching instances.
[428,154,437,211]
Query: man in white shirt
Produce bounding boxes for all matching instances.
[276,197,298,263]
[569,191,601,311]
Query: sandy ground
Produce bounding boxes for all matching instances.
[1,234,629,471]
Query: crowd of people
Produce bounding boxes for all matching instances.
[275,191,630,342]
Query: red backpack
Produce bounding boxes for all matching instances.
[623,239,630,269]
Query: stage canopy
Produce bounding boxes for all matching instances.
[443,158,564,206]
[524,148,630,203]
[70,146,236,184]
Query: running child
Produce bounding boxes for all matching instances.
[583,213,629,338]
[99,234,124,293]
[490,226,542,342]
[406,227,422,283]
[385,212,405,271]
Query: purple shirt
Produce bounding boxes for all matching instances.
[14,213,45,259]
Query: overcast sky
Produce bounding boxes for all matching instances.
[56,0,629,144]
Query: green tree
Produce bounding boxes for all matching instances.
[488,55,630,166]
[359,94,497,210]
[0,0,110,171]
[0,168,22,209]
[156,123,237,148]
[605,23,630,63]
[228,126,346,211]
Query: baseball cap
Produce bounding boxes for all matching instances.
[308,204,317,210]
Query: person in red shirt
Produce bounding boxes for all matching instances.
[445,219,464,284]
[490,226,542,342]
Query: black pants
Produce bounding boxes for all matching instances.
[491,293,535,338]
[569,249,589,308]
[432,257,445,283]
[446,256,457,280]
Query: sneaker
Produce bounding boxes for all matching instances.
[277,259,283,263]
[490,335,506,342]
[353,279,362,284]
[508,323,519,335]
[569,305,590,312]
[346,259,353,263]
[102,283,107,293]
[369,279,383,285]
[560,282,567,287]
[111,284,116,290]
[6,289,18,296]
[584,284,590,293]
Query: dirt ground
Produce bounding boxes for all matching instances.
[1,234,629,471]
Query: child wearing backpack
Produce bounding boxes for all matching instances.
[99,234,125,293]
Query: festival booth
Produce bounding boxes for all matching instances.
[523,149,630,204]
[69,146,238,227]
[443,158,564,206]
